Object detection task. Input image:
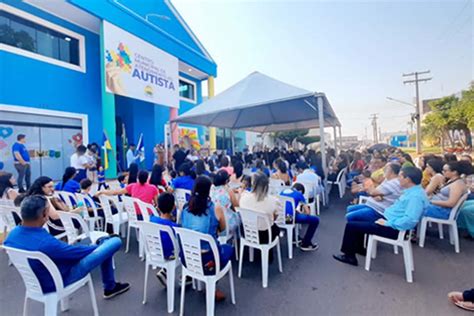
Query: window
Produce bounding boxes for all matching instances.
[0,9,80,66]
[179,78,196,102]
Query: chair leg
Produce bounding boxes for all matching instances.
[88,278,99,316]
[316,195,320,216]
[402,244,413,283]
[167,266,176,313]
[60,297,69,312]
[261,249,269,288]
[142,264,149,304]
[365,236,373,271]
[228,263,236,304]
[452,224,460,253]
[125,224,131,253]
[286,228,293,259]
[438,223,444,239]
[371,240,377,259]
[408,242,415,271]
[44,296,58,316]
[233,238,239,261]
[205,281,216,316]
[238,243,245,278]
[418,219,428,248]
[179,273,186,316]
[23,296,28,316]
[277,241,283,273]
[448,225,454,245]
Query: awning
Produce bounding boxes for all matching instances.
[172,71,340,132]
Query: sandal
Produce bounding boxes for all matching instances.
[455,301,474,311]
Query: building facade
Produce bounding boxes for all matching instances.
[0,0,220,180]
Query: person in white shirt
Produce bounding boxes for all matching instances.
[295,162,322,200]
[126,144,138,169]
[70,145,91,182]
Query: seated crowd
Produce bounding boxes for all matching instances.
[1,144,473,311]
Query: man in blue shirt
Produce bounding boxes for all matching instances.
[333,167,429,266]
[126,144,138,169]
[4,195,130,299]
[12,134,31,193]
[280,183,320,251]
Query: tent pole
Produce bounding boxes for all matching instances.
[317,96,328,203]
[164,122,169,167]
[230,130,235,155]
[333,126,338,155]
[338,126,343,150]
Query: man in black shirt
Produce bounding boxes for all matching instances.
[172,144,186,172]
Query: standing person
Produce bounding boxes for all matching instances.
[85,145,98,182]
[70,145,91,182]
[172,144,186,172]
[126,144,138,169]
[97,166,109,191]
[12,134,31,193]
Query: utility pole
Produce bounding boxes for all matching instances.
[369,114,379,143]
[402,70,432,154]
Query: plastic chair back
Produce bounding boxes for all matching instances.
[276,195,296,226]
[57,211,90,244]
[75,193,98,221]
[138,221,178,264]
[237,207,273,245]
[449,192,469,221]
[56,191,78,209]
[122,196,139,224]
[174,227,221,277]
[3,246,64,295]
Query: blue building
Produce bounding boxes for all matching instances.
[0,0,222,180]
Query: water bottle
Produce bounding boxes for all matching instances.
[76,201,85,217]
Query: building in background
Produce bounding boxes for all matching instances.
[0,0,219,179]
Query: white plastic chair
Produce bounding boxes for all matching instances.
[138,221,180,313]
[237,207,283,288]
[268,178,286,196]
[174,189,191,224]
[3,246,99,316]
[327,167,347,198]
[296,180,321,216]
[365,230,414,283]
[0,203,20,237]
[57,211,109,245]
[175,227,236,316]
[418,192,469,253]
[276,196,298,259]
[98,195,128,237]
[75,193,103,231]
[55,191,78,209]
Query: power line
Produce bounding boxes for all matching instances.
[436,0,471,42]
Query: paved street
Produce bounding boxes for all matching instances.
[1,192,473,315]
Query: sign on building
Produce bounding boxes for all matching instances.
[103,21,179,107]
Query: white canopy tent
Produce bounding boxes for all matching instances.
[172,71,342,178]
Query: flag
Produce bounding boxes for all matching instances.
[121,123,128,170]
[136,133,145,165]
[102,130,112,170]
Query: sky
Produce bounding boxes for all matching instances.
[173,0,473,139]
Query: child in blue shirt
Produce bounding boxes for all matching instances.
[150,192,180,286]
[97,166,109,191]
[280,183,320,252]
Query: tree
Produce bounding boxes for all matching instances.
[296,135,321,146]
[422,83,474,150]
[273,129,309,145]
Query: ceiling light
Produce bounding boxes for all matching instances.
[65,37,71,42]
[188,68,193,72]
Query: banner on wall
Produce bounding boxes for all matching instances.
[179,127,201,150]
[103,21,179,107]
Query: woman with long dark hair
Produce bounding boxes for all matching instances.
[0,172,18,201]
[128,163,139,184]
[19,176,76,235]
[271,158,291,185]
[149,164,167,191]
[194,159,210,177]
[181,176,232,291]
[55,167,80,193]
